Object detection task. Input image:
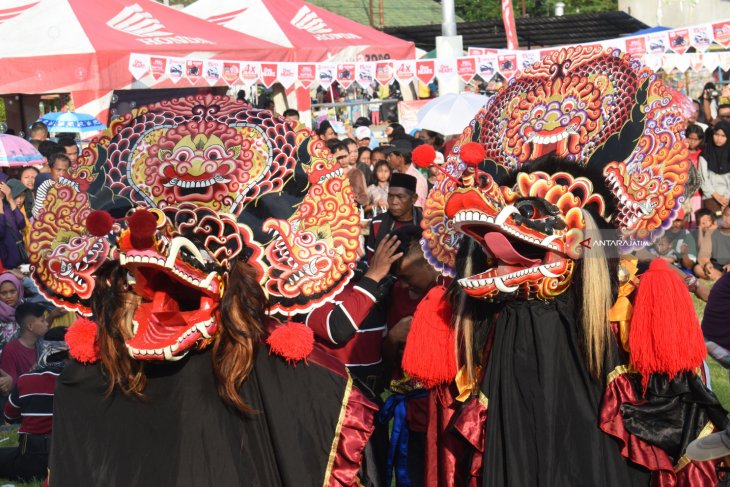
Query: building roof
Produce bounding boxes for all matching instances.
[308,0,458,28]
[383,11,650,51]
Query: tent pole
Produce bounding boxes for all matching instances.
[19,94,26,135]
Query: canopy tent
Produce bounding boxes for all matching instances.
[183,0,416,62]
[0,0,291,121]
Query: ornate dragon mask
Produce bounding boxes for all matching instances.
[422,46,691,301]
[29,95,361,360]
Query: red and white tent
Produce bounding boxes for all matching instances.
[183,0,415,62]
[0,0,291,119]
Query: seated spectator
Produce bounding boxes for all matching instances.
[0,328,68,482]
[365,173,422,260]
[694,208,717,261]
[0,303,48,388]
[699,121,730,214]
[695,205,730,280]
[645,234,694,271]
[367,160,391,216]
[0,180,27,269]
[664,212,697,271]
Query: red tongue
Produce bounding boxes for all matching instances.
[483,232,541,267]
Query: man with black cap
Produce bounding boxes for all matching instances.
[365,172,422,261]
[384,140,428,209]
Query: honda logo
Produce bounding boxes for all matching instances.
[107,4,213,45]
[290,6,361,41]
[107,4,172,37]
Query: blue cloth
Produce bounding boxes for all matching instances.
[377,390,427,487]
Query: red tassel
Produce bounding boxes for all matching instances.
[460,142,486,167]
[128,209,157,250]
[401,286,457,388]
[66,318,99,364]
[86,210,114,237]
[412,144,437,169]
[267,322,314,364]
[629,258,706,388]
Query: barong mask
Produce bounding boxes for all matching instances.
[422,46,692,300]
[29,95,360,360]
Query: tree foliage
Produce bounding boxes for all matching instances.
[455,0,617,22]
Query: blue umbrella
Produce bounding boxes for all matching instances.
[38,111,107,134]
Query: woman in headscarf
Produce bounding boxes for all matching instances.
[0,272,23,350]
[0,272,23,398]
[699,120,730,214]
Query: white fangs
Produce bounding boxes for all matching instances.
[538,264,561,278]
[457,262,563,293]
[539,234,562,250]
[317,168,344,184]
[454,208,562,251]
[127,319,215,361]
[163,174,230,188]
[494,206,521,226]
[165,237,207,269]
[493,277,518,293]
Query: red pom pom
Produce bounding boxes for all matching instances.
[460,142,486,167]
[66,318,99,364]
[412,144,437,169]
[267,322,314,364]
[127,209,158,250]
[401,286,457,388]
[86,210,114,237]
[629,258,706,389]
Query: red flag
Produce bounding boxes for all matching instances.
[501,0,519,50]
[260,63,278,89]
[297,64,316,89]
[457,57,477,83]
[713,21,730,48]
[416,60,435,85]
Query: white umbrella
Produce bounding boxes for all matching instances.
[417,92,489,136]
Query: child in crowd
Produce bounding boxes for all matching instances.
[367,160,391,217]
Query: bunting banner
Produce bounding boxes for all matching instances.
[127,19,730,90]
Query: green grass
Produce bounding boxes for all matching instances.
[693,287,730,410]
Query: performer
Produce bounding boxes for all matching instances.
[28,95,375,486]
[407,46,726,486]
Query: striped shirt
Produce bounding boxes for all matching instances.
[4,367,60,435]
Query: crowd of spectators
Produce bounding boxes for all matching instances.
[0,121,71,483]
[1,91,729,483]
